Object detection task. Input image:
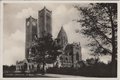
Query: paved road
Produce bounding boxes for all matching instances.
[4,73,85,78]
[37,73,85,78]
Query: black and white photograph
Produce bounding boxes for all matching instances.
[1,1,118,78]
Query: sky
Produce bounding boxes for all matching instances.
[3,2,111,65]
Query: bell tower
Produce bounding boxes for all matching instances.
[25,16,37,59]
[38,7,52,38]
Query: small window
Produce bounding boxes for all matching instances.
[76,52,79,60]
[29,65,31,69]
[66,57,68,60]
[32,65,34,69]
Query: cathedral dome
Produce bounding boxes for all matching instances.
[57,26,68,48]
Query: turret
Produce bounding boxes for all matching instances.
[57,26,68,49]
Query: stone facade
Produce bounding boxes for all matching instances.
[56,27,82,68]
[26,16,37,59]
[57,26,68,49]
[56,43,82,68]
[38,7,52,38]
[16,59,37,72]
[16,7,82,72]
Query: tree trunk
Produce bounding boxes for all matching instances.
[108,6,117,77]
[42,51,46,75]
[42,62,45,75]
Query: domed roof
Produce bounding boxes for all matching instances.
[57,26,67,38]
[57,26,68,48]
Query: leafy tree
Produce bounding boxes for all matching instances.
[86,58,99,66]
[31,33,62,75]
[75,3,117,76]
[3,65,10,73]
[3,65,16,73]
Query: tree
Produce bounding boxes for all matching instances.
[75,3,117,76]
[86,58,99,66]
[31,33,62,75]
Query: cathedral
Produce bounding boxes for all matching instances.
[16,7,82,72]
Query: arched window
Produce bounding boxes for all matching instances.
[19,66,20,70]
[69,52,72,55]
[66,57,68,63]
[24,63,27,71]
[20,66,21,70]
[76,52,79,61]
[32,65,34,69]
[29,65,31,70]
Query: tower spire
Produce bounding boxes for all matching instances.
[57,26,68,48]
[38,7,52,38]
[44,6,46,10]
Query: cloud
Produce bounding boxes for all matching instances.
[4,46,25,65]
[64,21,81,43]
[82,48,93,60]
[3,30,25,65]
[11,30,25,43]
[52,4,79,38]
[16,8,37,19]
[4,7,37,65]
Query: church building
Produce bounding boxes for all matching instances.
[16,7,82,72]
